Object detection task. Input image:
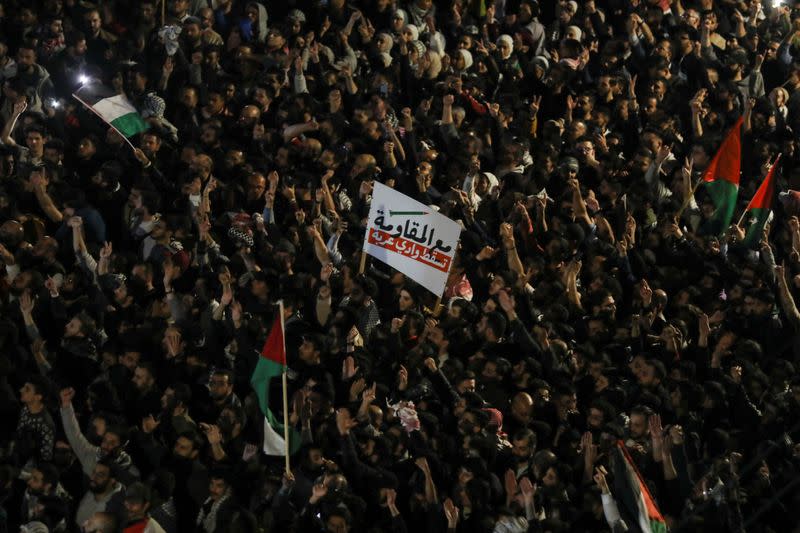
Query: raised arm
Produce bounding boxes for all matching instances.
[30,174,62,226]
[1,100,27,146]
[774,264,800,330]
[59,388,98,475]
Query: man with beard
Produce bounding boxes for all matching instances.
[20,291,99,392]
[74,457,125,528]
[129,362,162,424]
[49,31,86,98]
[59,388,140,484]
[27,234,64,281]
[201,404,247,466]
[83,9,117,71]
[339,275,381,339]
[136,423,209,531]
[158,383,196,445]
[14,41,53,113]
[199,369,241,424]
[20,463,66,526]
[122,482,166,533]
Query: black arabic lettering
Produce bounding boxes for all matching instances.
[431,239,452,254]
[374,210,394,232]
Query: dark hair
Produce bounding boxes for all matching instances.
[169,382,192,406]
[35,462,60,487]
[512,428,537,452]
[484,312,507,339]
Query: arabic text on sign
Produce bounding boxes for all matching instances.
[368,228,452,273]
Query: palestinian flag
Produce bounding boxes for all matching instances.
[702,116,743,235]
[611,441,667,533]
[250,303,299,456]
[742,155,780,248]
[73,82,148,138]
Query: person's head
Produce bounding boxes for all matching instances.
[325,507,352,533]
[85,9,103,34]
[183,18,201,42]
[299,333,324,364]
[205,89,225,113]
[511,429,537,462]
[172,0,190,16]
[161,382,191,414]
[478,311,506,342]
[238,104,260,127]
[17,43,37,69]
[744,288,774,317]
[638,358,666,388]
[88,458,116,494]
[629,405,652,440]
[173,431,201,459]
[27,463,59,495]
[20,375,48,410]
[208,472,229,501]
[64,310,96,339]
[123,482,151,521]
[77,135,98,159]
[99,424,127,457]
[217,405,244,439]
[511,392,534,423]
[25,125,46,154]
[208,369,233,401]
[554,385,577,419]
[132,362,156,392]
[141,132,161,155]
[81,511,118,533]
[350,274,377,305]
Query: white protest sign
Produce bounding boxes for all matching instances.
[363,182,461,296]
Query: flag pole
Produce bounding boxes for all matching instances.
[432,296,443,317]
[735,209,748,228]
[676,177,704,220]
[359,249,367,273]
[162,0,166,26]
[278,300,291,474]
[71,93,138,152]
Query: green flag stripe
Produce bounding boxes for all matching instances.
[743,207,770,248]
[251,357,284,417]
[705,179,739,234]
[110,112,148,138]
[250,357,301,455]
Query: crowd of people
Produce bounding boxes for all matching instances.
[2,0,800,531]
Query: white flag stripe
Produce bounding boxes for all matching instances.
[262,416,286,456]
[91,94,139,123]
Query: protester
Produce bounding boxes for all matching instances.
[2,0,800,532]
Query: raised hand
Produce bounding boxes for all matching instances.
[13,99,27,116]
[349,377,366,401]
[60,387,75,407]
[443,498,460,528]
[142,415,160,434]
[519,476,537,501]
[362,382,377,404]
[342,355,358,380]
[19,291,35,315]
[336,408,358,436]
[593,467,610,494]
[504,469,518,502]
[310,482,328,503]
[423,357,438,373]
[397,365,408,391]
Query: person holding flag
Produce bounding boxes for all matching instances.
[739,155,780,249]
